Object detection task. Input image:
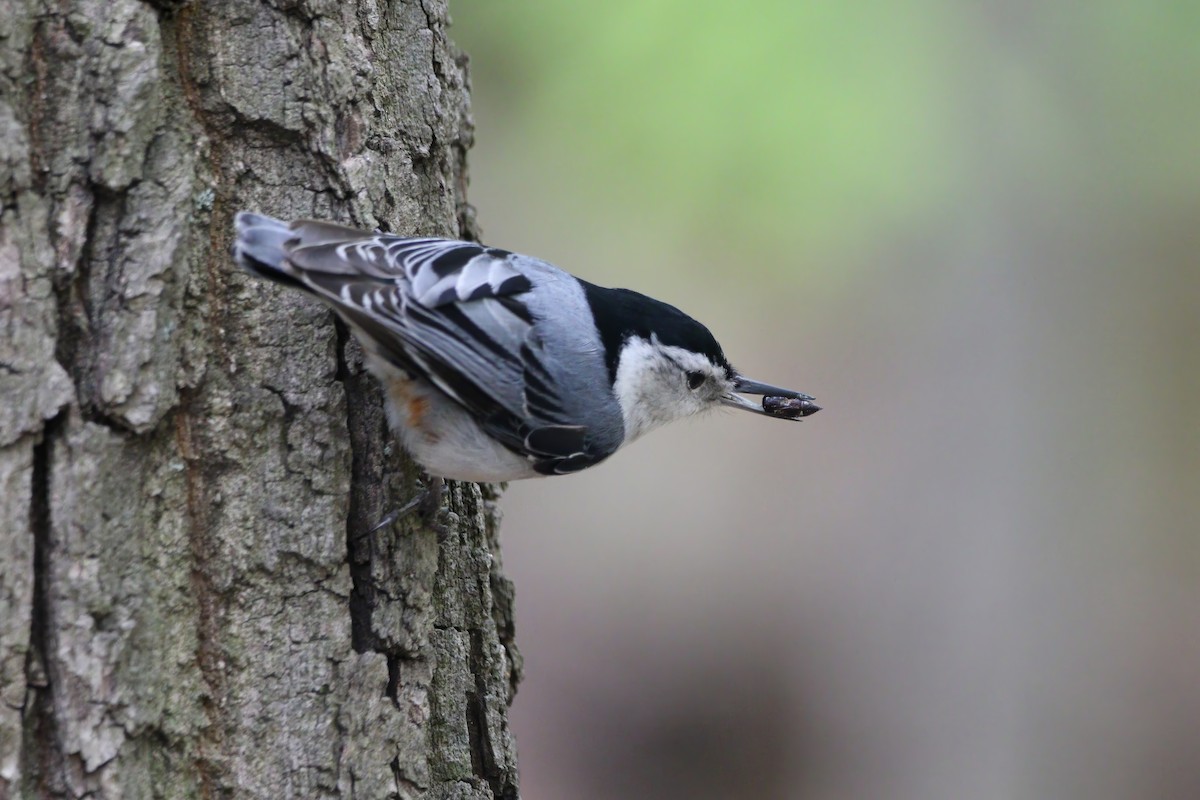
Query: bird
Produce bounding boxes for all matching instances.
[232,212,819,485]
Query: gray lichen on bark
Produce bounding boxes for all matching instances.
[0,1,520,797]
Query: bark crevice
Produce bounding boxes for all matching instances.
[21,412,67,798]
[173,390,225,798]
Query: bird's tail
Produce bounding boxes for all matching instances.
[232,212,308,290]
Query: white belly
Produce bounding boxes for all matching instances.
[375,368,539,482]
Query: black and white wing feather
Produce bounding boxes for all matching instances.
[233,213,617,475]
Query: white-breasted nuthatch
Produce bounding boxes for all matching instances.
[233,212,819,483]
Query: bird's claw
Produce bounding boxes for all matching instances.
[367,477,449,535]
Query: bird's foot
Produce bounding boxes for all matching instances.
[368,476,449,536]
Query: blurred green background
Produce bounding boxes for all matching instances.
[451,3,1199,799]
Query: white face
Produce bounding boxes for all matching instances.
[612,336,735,442]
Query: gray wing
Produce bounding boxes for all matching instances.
[235,214,620,474]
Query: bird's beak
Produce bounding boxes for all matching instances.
[721,374,821,419]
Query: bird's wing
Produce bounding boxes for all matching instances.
[276,222,614,474]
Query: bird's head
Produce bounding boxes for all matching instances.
[589,286,819,442]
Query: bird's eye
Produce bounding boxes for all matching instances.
[686,371,706,391]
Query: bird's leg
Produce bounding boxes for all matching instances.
[368,475,448,534]
[418,475,447,521]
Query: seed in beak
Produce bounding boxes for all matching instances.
[762,395,821,419]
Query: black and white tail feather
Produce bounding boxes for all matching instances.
[233,212,621,478]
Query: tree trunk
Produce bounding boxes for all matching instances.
[0,1,520,797]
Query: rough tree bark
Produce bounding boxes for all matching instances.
[0,1,520,797]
